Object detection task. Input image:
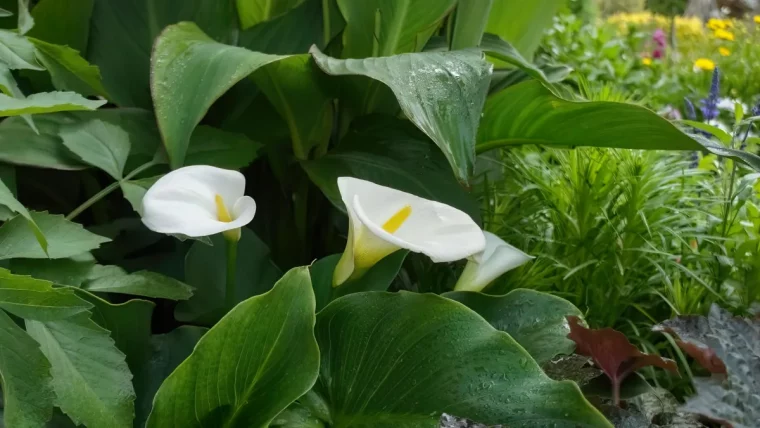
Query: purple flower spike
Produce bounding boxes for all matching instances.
[700,68,720,121]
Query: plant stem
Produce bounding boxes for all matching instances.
[225,238,238,311]
[65,160,158,221]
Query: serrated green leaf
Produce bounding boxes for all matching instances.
[0,114,87,170]
[315,292,611,427]
[59,118,130,180]
[28,38,108,97]
[10,254,98,286]
[310,47,491,183]
[26,311,135,428]
[0,28,41,69]
[0,91,105,116]
[151,22,286,168]
[147,267,319,427]
[444,289,583,364]
[83,270,193,300]
[0,268,91,321]
[0,309,54,428]
[0,177,46,253]
[0,63,35,130]
[0,211,109,260]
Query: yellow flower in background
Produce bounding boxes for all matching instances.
[754,15,760,24]
[714,29,735,41]
[642,57,653,66]
[719,47,731,56]
[707,18,728,30]
[694,58,716,71]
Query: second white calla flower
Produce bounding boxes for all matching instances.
[333,177,485,286]
[141,165,256,240]
[454,231,534,292]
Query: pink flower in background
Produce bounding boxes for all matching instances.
[652,28,666,60]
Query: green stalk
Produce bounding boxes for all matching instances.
[225,238,238,311]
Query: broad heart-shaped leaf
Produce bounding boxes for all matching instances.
[0,91,105,116]
[133,326,207,427]
[88,0,238,108]
[337,0,455,58]
[0,268,92,321]
[310,47,492,183]
[0,309,54,428]
[315,292,611,427]
[0,177,47,253]
[26,38,108,97]
[151,21,286,168]
[236,0,303,29]
[176,228,281,325]
[309,251,407,311]
[444,289,582,365]
[147,267,320,427]
[0,28,42,69]
[477,81,760,172]
[26,311,135,428]
[302,116,481,222]
[0,211,109,260]
[83,270,193,300]
[485,0,564,60]
[59,118,130,180]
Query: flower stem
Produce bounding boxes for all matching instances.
[225,237,238,311]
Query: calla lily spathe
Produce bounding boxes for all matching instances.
[141,165,256,240]
[333,177,485,286]
[454,231,534,292]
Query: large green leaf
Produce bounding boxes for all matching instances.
[337,0,455,58]
[147,267,320,427]
[26,312,135,428]
[184,126,261,169]
[450,0,492,50]
[444,289,582,364]
[0,177,47,253]
[236,0,303,29]
[477,81,760,172]
[311,47,491,182]
[59,118,131,180]
[10,256,99,286]
[302,117,480,222]
[485,0,563,60]
[0,211,109,260]
[133,326,207,427]
[309,251,407,311]
[27,0,93,51]
[0,64,36,131]
[0,268,92,321]
[27,38,108,97]
[0,91,105,116]
[0,310,54,428]
[87,0,238,108]
[0,29,42,69]
[151,22,286,168]
[479,33,554,86]
[84,270,193,300]
[315,292,611,427]
[176,228,281,325]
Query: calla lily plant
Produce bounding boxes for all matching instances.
[453,231,534,292]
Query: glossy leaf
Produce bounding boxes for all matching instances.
[449,0,492,50]
[0,309,54,428]
[59,118,131,180]
[151,21,285,168]
[26,312,135,428]
[445,289,582,364]
[0,268,92,321]
[236,0,303,29]
[84,270,193,300]
[311,47,491,182]
[485,0,563,59]
[302,117,480,222]
[176,228,281,325]
[0,211,109,260]
[0,91,105,116]
[88,0,238,108]
[147,267,320,427]
[0,176,47,253]
[337,0,455,58]
[28,38,108,97]
[315,292,611,427]
[0,28,42,69]
[309,250,407,311]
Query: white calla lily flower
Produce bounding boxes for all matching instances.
[454,231,534,292]
[141,165,256,241]
[333,177,485,287]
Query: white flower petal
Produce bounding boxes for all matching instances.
[230,196,257,229]
[454,231,534,292]
[141,165,253,237]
